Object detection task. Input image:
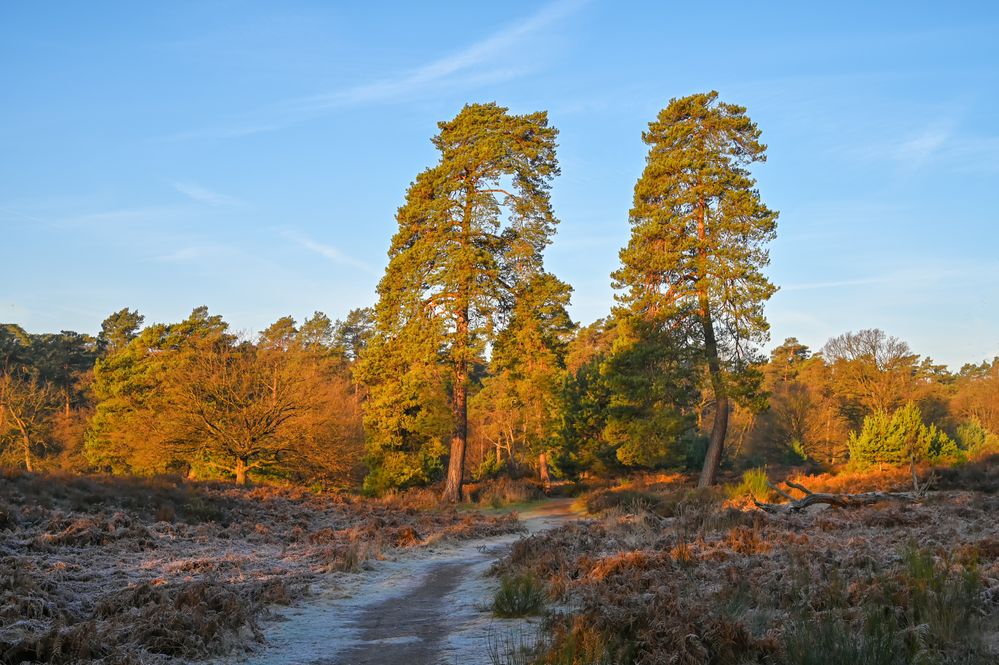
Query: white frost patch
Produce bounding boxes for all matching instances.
[223,506,576,665]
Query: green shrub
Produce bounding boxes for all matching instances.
[725,467,773,502]
[492,573,546,618]
[474,456,508,481]
[848,402,961,469]
[956,418,999,460]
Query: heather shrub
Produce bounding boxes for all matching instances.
[584,487,665,515]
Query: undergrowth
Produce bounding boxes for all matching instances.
[492,573,547,618]
[489,479,999,665]
[0,471,521,663]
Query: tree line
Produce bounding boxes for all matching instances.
[3,93,996,495]
[0,307,372,486]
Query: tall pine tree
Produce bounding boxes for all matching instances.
[361,103,560,501]
[612,91,778,486]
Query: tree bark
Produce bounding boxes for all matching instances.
[538,451,551,494]
[755,480,919,514]
[21,431,33,473]
[9,408,34,473]
[442,180,476,504]
[234,456,249,485]
[696,194,728,488]
[442,304,469,503]
[698,307,729,487]
[442,363,468,502]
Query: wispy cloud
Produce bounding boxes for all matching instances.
[283,230,377,275]
[891,124,953,168]
[163,0,585,141]
[783,262,999,292]
[283,0,582,113]
[836,114,997,173]
[57,207,182,228]
[173,182,241,207]
[782,275,907,291]
[154,245,232,262]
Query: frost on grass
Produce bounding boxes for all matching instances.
[0,472,519,664]
[492,467,999,664]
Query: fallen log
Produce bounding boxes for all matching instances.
[753,480,918,514]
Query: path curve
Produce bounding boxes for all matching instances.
[229,499,578,665]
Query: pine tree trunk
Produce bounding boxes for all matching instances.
[442,304,469,503]
[234,457,249,485]
[442,184,476,504]
[442,366,468,502]
[696,193,728,488]
[539,451,551,494]
[698,305,728,487]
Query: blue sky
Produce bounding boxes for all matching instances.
[2,1,997,368]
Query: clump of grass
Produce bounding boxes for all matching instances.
[0,501,18,531]
[898,544,983,648]
[724,467,773,502]
[492,573,547,618]
[487,627,541,665]
[783,608,902,665]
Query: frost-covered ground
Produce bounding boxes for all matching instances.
[228,500,578,665]
[492,467,999,664]
[0,473,520,664]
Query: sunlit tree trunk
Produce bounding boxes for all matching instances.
[11,413,34,473]
[234,456,249,485]
[443,301,469,503]
[697,198,728,487]
[539,451,551,493]
[442,183,476,504]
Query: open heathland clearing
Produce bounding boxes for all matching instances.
[0,472,519,664]
[488,460,999,665]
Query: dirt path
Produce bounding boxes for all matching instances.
[229,499,578,665]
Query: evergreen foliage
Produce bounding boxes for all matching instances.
[472,273,575,484]
[955,418,999,459]
[600,316,698,467]
[359,102,562,500]
[612,91,778,486]
[848,402,960,469]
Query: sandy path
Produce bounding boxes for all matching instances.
[228,499,578,665]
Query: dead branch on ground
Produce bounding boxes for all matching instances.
[754,479,919,514]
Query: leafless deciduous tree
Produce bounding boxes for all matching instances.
[0,372,57,472]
